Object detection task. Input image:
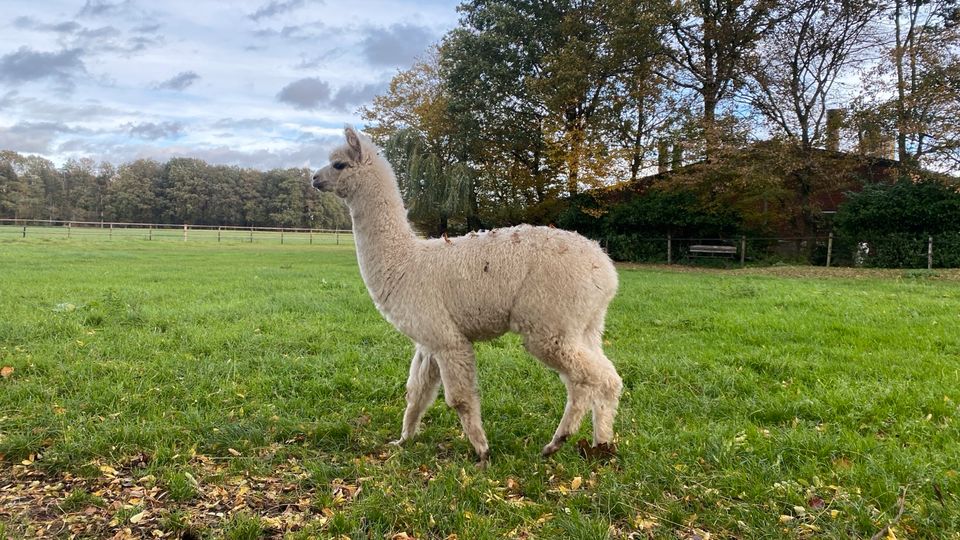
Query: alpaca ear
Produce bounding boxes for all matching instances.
[345,126,363,162]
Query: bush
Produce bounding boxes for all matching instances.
[558,188,742,262]
[834,179,960,267]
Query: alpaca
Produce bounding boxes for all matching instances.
[312,127,623,463]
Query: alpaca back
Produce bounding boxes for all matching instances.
[405,225,617,343]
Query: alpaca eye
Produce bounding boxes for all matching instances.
[333,162,347,170]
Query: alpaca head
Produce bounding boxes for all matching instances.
[312,126,377,200]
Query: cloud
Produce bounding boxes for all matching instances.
[10,16,162,56]
[0,91,122,122]
[77,0,133,18]
[133,23,161,34]
[13,17,82,33]
[0,121,79,153]
[156,71,200,91]
[249,0,310,22]
[276,77,331,110]
[0,47,86,92]
[212,117,278,130]
[252,22,329,42]
[276,78,384,112]
[125,121,184,140]
[360,23,436,67]
[330,82,384,112]
[294,47,344,69]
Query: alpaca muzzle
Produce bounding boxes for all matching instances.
[311,174,327,191]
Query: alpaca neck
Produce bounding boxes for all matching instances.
[346,169,416,297]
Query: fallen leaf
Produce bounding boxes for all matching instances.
[0,366,13,378]
[228,448,242,456]
[100,465,118,477]
[570,476,582,491]
[129,510,148,524]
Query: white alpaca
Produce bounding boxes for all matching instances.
[312,127,623,463]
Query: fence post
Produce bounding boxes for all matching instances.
[281,229,284,245]
[310,229,313,245]
[336,230,340,245]
[928,236,933,270]
[148,226,152,241]
[109,223,113,240]
[826,232,834,267]
[22,226,26,239]
[667,233,672,265]
[740,235,746,266]
[218,227,222,243]
[67,222,71,239]
[249,227,254,243]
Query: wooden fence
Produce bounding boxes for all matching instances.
[0,219,353,246]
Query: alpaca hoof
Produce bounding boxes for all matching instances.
[541,435,568,457]
[476,451,490,469]
[576,439,617,460]
[388,438,406,447]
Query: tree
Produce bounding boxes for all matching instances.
[747,0,881,150]
[105,159,163,223]
[165,158,213,224]
[442,0,666,201]
[662,0,786,158]
[888,0,960,168]
[383,128,473,236]
[362,50,479,231]
[0,151,25,219]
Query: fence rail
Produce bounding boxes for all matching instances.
[0,219,354,246]
[600,232,956,269]
[3,219,956,268]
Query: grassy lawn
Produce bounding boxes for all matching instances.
[0,238,958,539]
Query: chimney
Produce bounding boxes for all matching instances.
[671,142,683,170]
[859,121,882,157]
[657,139,670,173]
[826,109,844,152]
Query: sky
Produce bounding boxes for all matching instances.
[0,0,461,170]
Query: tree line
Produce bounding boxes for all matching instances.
[362,0,960,237]
[0,151,350,229]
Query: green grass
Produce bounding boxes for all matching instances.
[0,238,959,538]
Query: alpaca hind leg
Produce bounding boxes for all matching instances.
[434,347,489,463]
[590,357,622,447]
[392,344,441,445]
[581,309,622,448]
[524,336,595,456]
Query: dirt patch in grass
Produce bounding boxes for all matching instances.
[0,448,363,539]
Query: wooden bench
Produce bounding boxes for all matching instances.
[689,244,738,257]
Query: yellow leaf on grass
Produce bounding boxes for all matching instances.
[100,465,118,476]
[1,366,13,378]
[570,476,582,491]
[129,510,148,524]
[228,448,242,456]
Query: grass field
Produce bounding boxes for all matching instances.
[0,238,958,539]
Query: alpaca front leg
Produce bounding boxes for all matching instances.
[391,345,441,446]
[435,347,490,464]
